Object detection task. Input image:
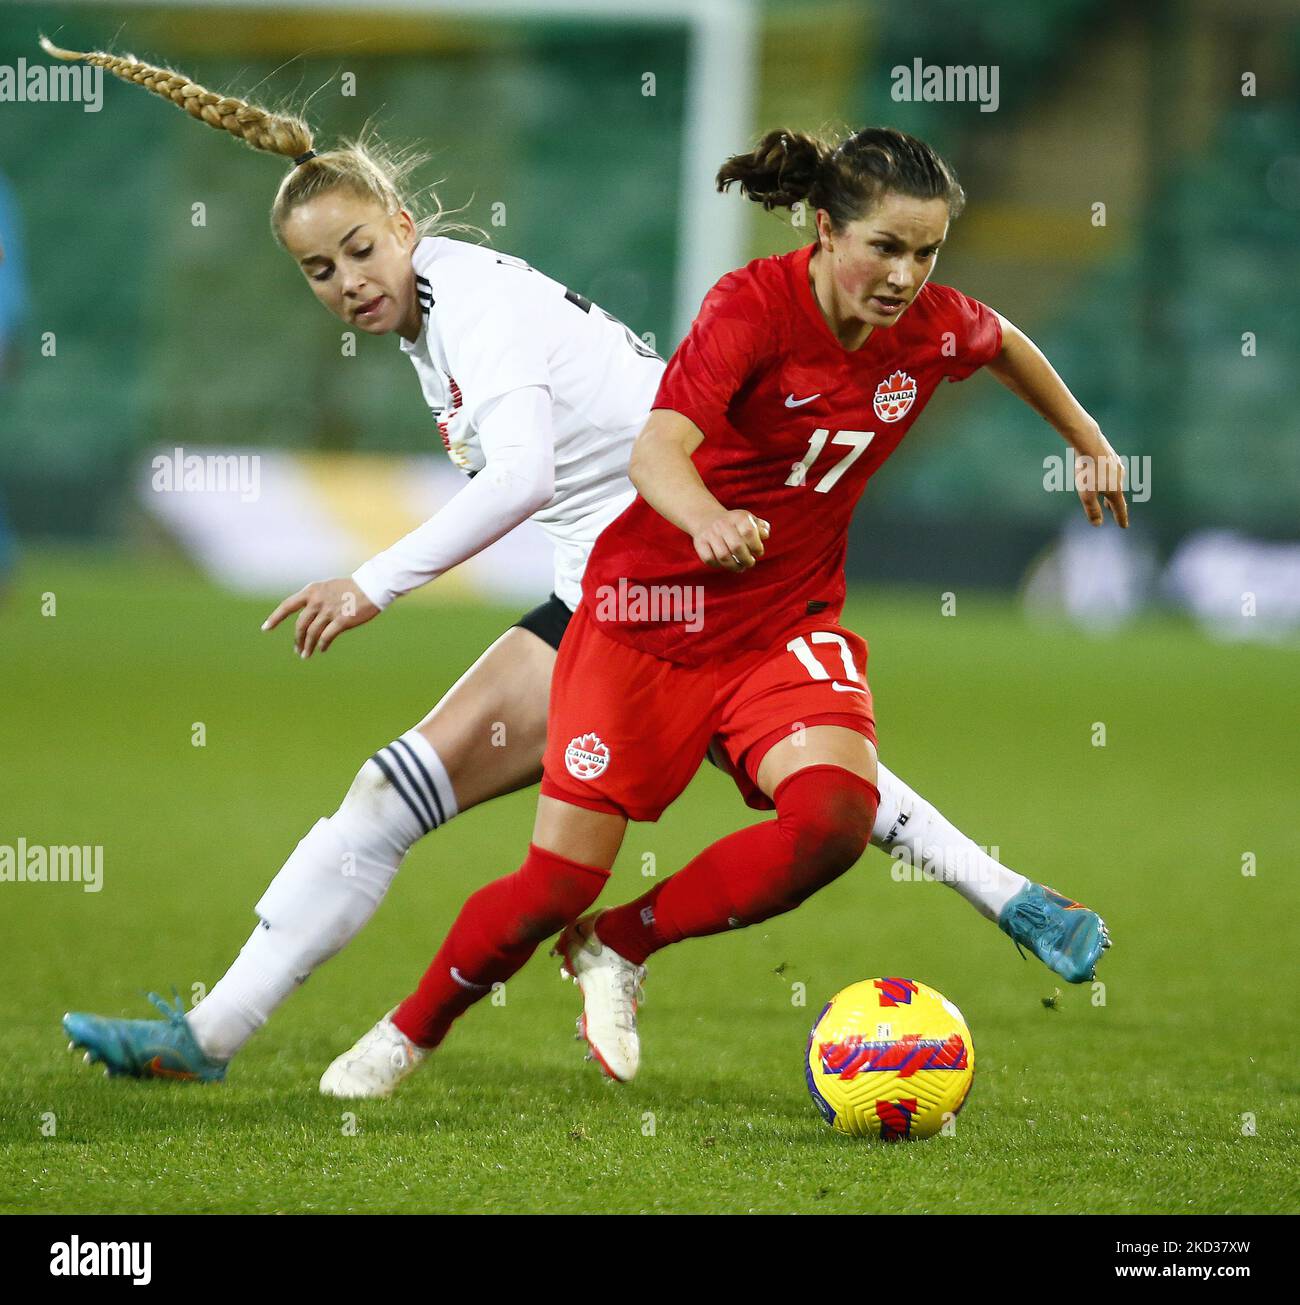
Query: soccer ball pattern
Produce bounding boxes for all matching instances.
[805,978,974,1139]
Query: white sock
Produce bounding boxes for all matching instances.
[186,920,302,1064]
[187,731,457,1062]
[870,762,1028,922]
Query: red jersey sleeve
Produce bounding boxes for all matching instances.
[652,271,767,438]
[927,284,1003,382]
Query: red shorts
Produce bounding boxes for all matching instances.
[540,606,877,822]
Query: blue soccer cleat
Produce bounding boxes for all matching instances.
[62,991,226,1083]
[998,883,1111,984]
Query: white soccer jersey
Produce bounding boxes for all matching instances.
[384,235,664,610]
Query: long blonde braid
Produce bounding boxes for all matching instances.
[39,36,313,159]
[37,36,460,244]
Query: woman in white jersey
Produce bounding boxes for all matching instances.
[52,41,1087,1096]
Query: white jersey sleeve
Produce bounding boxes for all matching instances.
[351,386,555,609]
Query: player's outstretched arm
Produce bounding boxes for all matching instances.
[264,387,557,659]
[986,316,1129,529]
[630,409,770,571]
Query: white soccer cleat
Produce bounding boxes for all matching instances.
[554,913,646,1083]
[319,1010,428,1099]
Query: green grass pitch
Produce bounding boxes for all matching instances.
[0,550,1295,1214]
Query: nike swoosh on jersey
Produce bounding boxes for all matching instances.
[831,682,868,694]
[449,966,491,991]
[784,392,821,407]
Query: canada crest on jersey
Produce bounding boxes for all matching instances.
[873,370,917,423]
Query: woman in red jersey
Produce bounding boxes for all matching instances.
[387,127,1129,1081]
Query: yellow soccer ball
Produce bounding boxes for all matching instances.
[805,978,975,1139]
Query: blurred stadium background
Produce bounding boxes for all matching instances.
[1,0,1298,628]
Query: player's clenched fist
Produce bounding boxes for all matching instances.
[262,577,380,659]
[693,510,771,571]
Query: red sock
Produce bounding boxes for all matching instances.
[595,766,878,965]
[393,843,609,1048]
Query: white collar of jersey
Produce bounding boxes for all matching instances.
[398,237,443,352]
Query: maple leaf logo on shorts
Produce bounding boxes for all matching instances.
[564,732,610,780]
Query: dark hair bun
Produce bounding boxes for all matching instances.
[716,129,831,211]
[717,125,965,227]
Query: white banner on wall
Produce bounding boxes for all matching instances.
[138,447,556,606]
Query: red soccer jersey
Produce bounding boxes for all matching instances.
[581,242,1002,665]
